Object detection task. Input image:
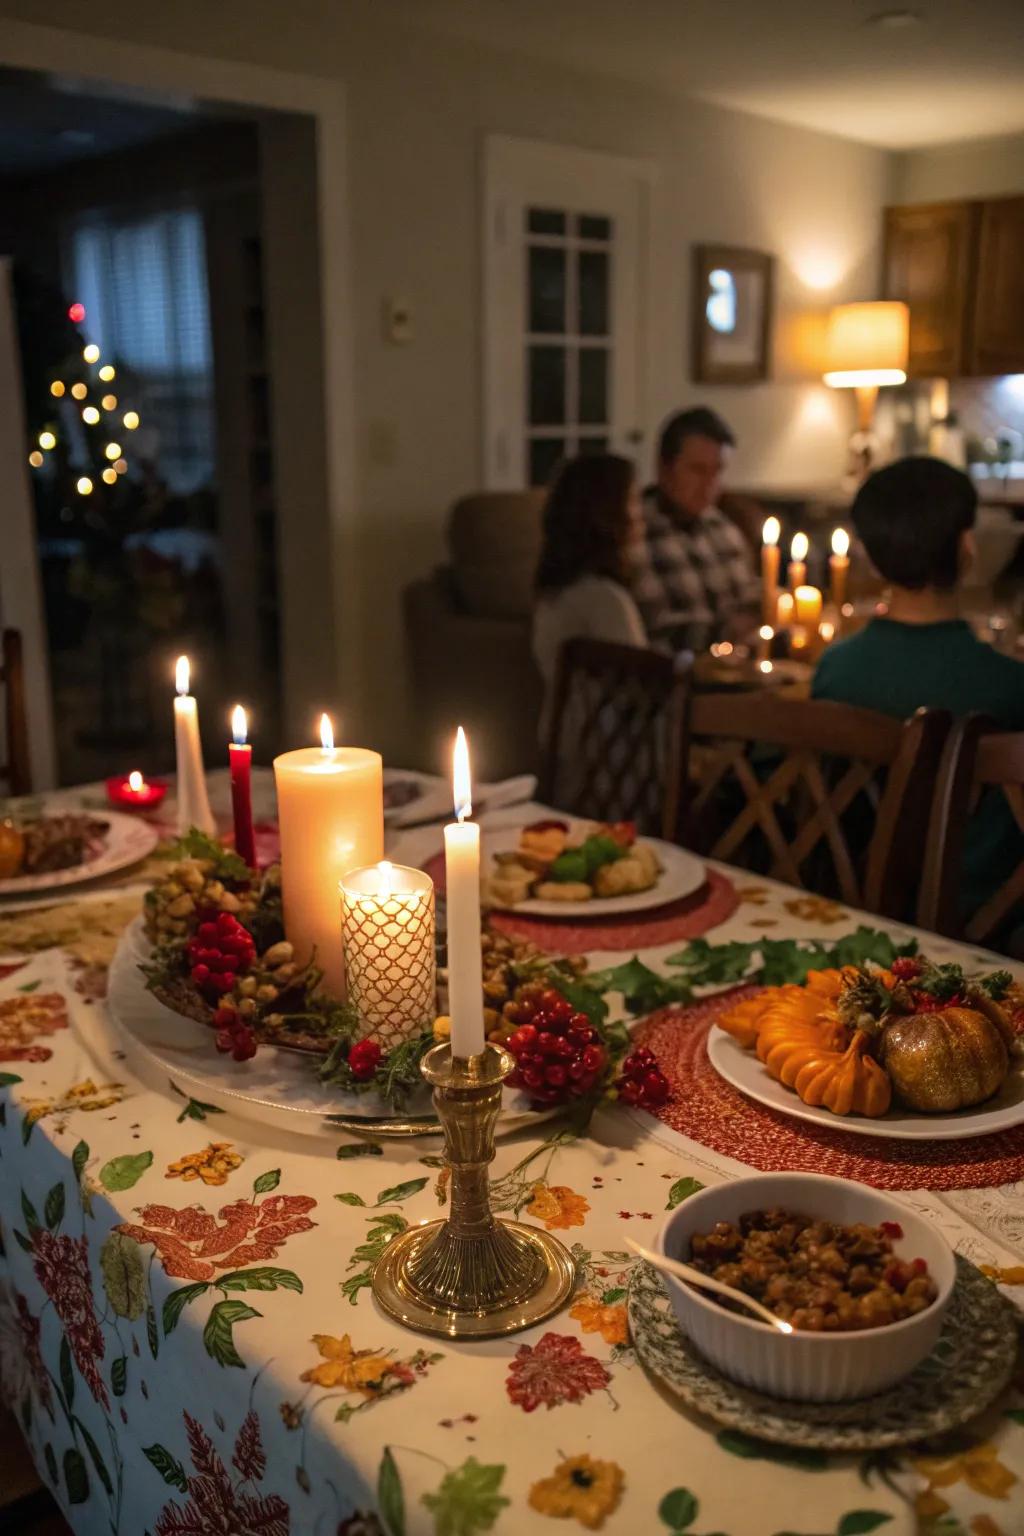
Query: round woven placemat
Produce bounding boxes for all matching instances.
[632,990,1024,1191]
[628,1257,1018,1451]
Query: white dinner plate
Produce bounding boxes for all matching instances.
[707,1025,1024,1142]
[0,811,158,896]
[483,823,707,917]
[107,917,551,1140]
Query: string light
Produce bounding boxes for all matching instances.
[71,382,87,400]
[101,394,117,410]
[76,476,93,495]
[98,365,115,382]
[28,450,43,468]
[38,430,56,450]
[122,410,139,430]
[114,458,128,475]
[105,442,121,460]
[83,343,100,364]
[68,302,86,324]
[102,466,118,485]
[50,380,65,398]
[82,405,100,425]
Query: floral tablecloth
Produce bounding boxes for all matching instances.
[1,772,1023,1536]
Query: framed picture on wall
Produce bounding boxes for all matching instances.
[692,244,774,384]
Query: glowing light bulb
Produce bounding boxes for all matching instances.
[50,380,65,398]
[102,467,118,485]
[28,450,44,468]
[38,430,56,450]
[105,442,121,460]
[83,343,100,364]
[831,527,850,558]
[791,531,809,562]
[98,365,115,382]
[76,476,93,495]
[122,410,139,430]
[71,382,87,400]
[82,406,100,425]
[101,393,117,410]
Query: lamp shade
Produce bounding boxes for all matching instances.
[823,301,909,388]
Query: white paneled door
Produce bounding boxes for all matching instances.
[483,136,652,489]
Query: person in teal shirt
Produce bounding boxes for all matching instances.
[812,457,1024,933]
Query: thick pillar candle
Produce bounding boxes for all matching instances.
[173,655,215,835]
[794,584,823,628]
[830,527,850,613]
[760,516,781,625]
[273,715,383,998]
[444,726,485,1060]
[229,705,256,868]
[788,531,809,593]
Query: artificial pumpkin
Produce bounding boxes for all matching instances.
[791,1032,892,1117]
[881,1007,1009,1112]
[716,993,768,1048]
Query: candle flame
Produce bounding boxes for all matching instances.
[128,771,143,792]
[831,526,850,558]
[231,705,248,746]
[762,515,780,546]
[819,620,836,642]
[319,713,335,753]
[377,860,393,897]
[175,655,190,696]
[453,725,472,822]
[759,624,774,641]
[790,531,809,562]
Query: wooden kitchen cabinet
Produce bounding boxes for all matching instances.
[883,201,977,377]
[969,195,1024,376]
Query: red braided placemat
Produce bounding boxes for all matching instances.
[633,988,1024,1192]
[423,854,739,953]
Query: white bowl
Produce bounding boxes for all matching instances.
[655,1173,955,1403]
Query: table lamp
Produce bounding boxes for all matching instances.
[823,300,909,482]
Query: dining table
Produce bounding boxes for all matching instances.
[0,768,1022,1536]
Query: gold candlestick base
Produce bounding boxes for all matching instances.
[372,1042,576,1338]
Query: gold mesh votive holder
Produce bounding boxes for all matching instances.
[372,1042,576,1338]
[340,863,436,1050]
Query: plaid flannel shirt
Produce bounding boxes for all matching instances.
[626,489,760,653]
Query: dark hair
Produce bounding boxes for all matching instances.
[658,406,735,464]
[852,456,977,591]
[535,453,635,593]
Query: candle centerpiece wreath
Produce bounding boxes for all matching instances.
[138,713,669,1120]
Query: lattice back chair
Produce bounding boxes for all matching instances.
[680,692,950,919]
[918,714,1024,948]
[1,628,31,796]
[538,639,690,839]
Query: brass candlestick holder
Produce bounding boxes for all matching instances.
[372,1042,576,1338]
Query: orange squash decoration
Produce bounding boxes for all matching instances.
[792,1032,891,1117]
[717,993,772,1048]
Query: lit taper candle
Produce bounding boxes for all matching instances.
[830,527,850,613]
[173,655,215,835]
[444,726,485,1060]
[229,705,256,868]
[760,516,781,625]
[788,531,809,592]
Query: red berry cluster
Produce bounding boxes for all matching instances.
[186,913,256,999]
[616,1047,670,1109]
[348,1038,382,1081]
[213,1006,257,1062]
[505,988,608,1104]
[889,956,922,981]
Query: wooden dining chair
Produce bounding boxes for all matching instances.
[538,638,691,839]
[1,628,32,797]
[680,692,950,920]
[918,714,1024,948]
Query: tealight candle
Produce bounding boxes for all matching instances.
[229,705,256,868]
[789,531,809,592]
[830,527,850,613]
[760,516,781,625]
[273,714,383,998]
[794,584,823,627]
[444,726,485,1061]
[340,860,436,1050]
[106,769,168,811]
[173,655,215,835]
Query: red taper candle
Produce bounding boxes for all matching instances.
[229,705,256,867]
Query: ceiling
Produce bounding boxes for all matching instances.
[381,0,1024,150]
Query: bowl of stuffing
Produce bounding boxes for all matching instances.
[655,1173,955,1402]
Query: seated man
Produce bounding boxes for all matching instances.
[813,456,1024,925]
[626,406,759,653]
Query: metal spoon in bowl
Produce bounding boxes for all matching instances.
[626,1238,794,1334]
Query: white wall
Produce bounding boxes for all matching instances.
[0,1,893,761]
[893,131,1024,203]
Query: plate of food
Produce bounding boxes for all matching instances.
[707,956,1024,1140]
[482,818,706,916]
[0,810,158,895]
